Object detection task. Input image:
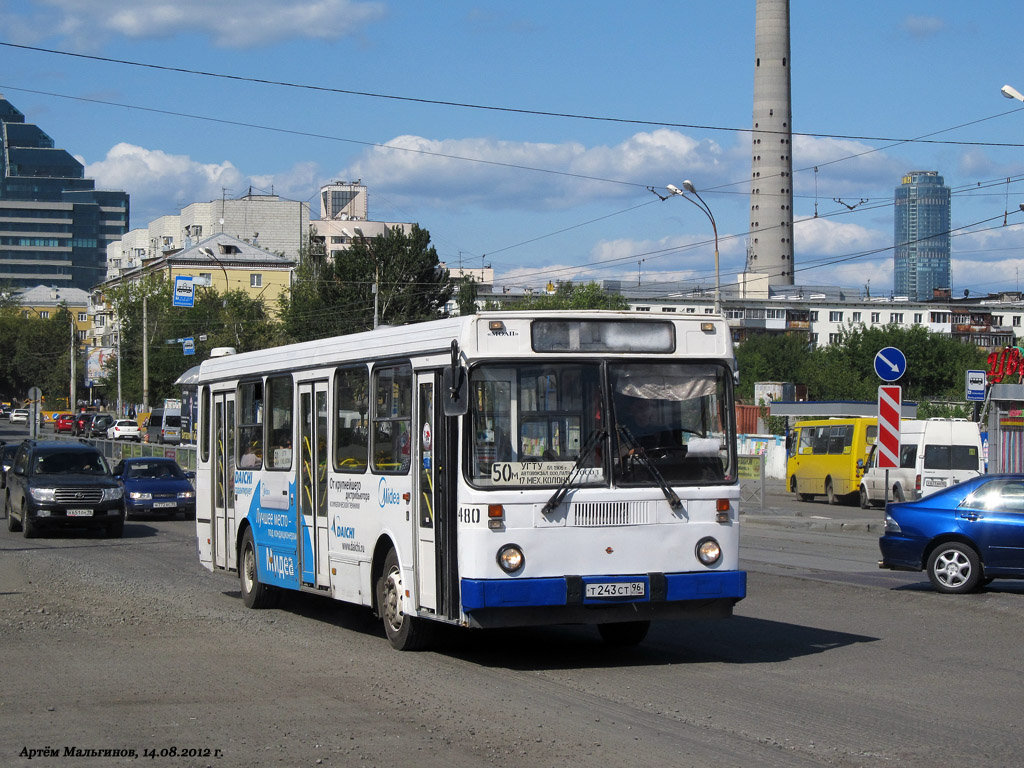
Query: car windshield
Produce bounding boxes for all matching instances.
[35,452,108,475]
[126,462,185,480]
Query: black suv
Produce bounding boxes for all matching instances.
[5,441,125,538]
[88,414,115,438]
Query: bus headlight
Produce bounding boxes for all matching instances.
[696,537,722,566]
[496,544,525,574]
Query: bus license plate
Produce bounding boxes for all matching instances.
[585,581,645,599]
[67,509,93,517]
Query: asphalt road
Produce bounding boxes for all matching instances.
[1,421,1022,767]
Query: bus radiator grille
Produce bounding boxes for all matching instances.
[571,501,652,527]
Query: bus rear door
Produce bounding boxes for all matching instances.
[212,391,236,570]
[298,381,330,588]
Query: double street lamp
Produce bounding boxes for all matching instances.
[666,180,721,315]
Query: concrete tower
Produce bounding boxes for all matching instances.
[747,0,795,289]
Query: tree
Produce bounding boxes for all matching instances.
[514,282,629,311]
[279,224,452,343]
[1,307,76,406]
[734,332,814,402]
[735,324,988,406]
[455,275,479,316]
[101,276,281,405]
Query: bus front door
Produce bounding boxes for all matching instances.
[415,373,438,612]
[298,381,330,588]
[212,391,236,571]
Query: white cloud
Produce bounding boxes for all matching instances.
[342,129,732,211]
[9,0,386,49]
[84,143,243,221]
[82,143,320,227]
[794,215,887,256]
[792,135,904,196]
[901,15,945,39]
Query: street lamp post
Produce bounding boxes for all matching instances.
[1002,84,1024,102]
[667,181,721,315]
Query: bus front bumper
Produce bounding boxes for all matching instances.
[460,571,746,629]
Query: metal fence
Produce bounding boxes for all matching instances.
[47,431,197,471]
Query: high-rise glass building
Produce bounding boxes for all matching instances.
[893,171,950,301]
[0,94,129,291]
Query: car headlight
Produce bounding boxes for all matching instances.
[102,487,124,501]
[129,491,152,501]
[30,487,56,502]
[496,544,525,574]
[178,491,195,500]
[884,514,902,534]
[696,537,722,566]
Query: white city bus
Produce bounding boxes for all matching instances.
[195,311,746,649]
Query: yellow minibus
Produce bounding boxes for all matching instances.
[786,418,877,504]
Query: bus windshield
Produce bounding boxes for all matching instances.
[469,361,734,488]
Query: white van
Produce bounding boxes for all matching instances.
[146,407,182,445]
[859,418,982,507]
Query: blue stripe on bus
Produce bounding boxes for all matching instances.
[461,571,746,611]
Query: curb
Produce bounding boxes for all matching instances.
[741,514,883,534]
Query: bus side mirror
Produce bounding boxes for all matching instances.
[443,340,469,417]
[442,366,468,416]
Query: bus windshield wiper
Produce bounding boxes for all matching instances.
[543,429,606,514]
[617,426,682,509]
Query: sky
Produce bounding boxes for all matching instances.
[3,0,1024,299]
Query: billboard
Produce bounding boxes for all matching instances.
[85,347,115,388]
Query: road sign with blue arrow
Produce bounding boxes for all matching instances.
[874,346,907,382]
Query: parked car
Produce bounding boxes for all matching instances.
[88,413,115,438]
[54,413,75,433]
[112,457,195,518]
[107,420,141,442]
[878,474,1024,594]
[71,412,94,436]
[5,440,125,538]
[9,408,29,425]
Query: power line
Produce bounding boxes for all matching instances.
[4,41,1024,149]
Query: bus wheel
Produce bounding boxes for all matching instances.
[376,548,432,651]
[597,620,650,647]
[240,528,277,609]
[826,479,839,505]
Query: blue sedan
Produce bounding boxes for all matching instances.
[113,457,196,518]
[879,474,1024,593]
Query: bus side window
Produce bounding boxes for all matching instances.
[237,380,263,470]
[334,366,369,473]
[372,364,412,474]
[265,375,293,469]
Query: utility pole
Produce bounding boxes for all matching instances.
[142,295,149,413]
[69,316,76,411]
[116,315,123,417]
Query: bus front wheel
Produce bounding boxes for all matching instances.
[376,548,432,651]
[597,620,650,647]
[240,528,277,609]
